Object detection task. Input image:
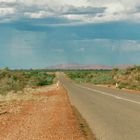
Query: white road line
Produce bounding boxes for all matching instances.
[76,84,140,105]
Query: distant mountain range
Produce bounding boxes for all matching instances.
[46,64,134,70]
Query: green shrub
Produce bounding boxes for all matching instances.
[0,69,55,95]
[66,66,140,91]
[91,75,115,85]
[66,70,115,85]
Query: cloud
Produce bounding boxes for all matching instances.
[24,11,50,19]
[62,6,106,15]
[119,40,140,52]
[0,7,15,16]
[0,0,140,25]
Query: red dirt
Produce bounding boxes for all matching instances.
[0,86,86,140]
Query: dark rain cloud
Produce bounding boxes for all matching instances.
[62,6,106,15]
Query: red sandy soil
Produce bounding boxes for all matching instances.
[0,86,86,140]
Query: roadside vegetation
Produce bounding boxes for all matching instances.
[66,70,115,85]
[66,66,140,91]
[0,68,55,95]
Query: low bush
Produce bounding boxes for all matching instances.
[0,68,55,95]
[66,70,115,85]
[66,66,140,91]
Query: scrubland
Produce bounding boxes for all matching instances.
[0,68,55,96]
[66,66,140,91]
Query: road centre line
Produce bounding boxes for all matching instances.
[75,84,140,105]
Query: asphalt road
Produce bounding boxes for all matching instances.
[58,74,140,140]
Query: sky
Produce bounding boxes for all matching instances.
[0,0,140,68]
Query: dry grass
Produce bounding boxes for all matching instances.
[0,68,55,95]
[66,66,140,91]
[0,84,56,102]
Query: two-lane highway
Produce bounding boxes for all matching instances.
[59,74,140,140]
